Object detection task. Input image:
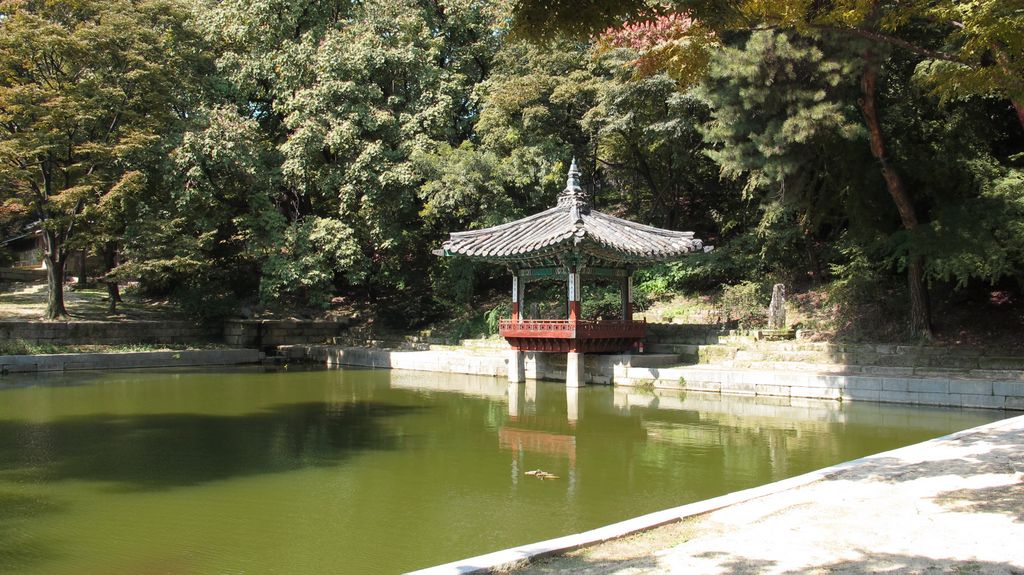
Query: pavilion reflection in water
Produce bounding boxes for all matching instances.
[385,370,990,496]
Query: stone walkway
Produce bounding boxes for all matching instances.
[514,414,1024,575]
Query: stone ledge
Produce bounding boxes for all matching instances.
[284,345,1022,412]
[0,349,262,374]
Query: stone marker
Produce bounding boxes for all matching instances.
[768,283,786,330]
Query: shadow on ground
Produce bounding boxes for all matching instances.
[0,282,184,321]
[518,549,1024,575]
[826,425,1023,484]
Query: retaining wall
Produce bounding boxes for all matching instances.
[281,345,678,384]
[284,344,1024,411]
[0,349,263,374]
[223,319,351,347]
[0,320,220,345]
[615,365,1024,411]
[0,267,48,282]
[0,318,352,347]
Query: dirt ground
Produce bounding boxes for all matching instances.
[0,281,183,321]
[514,415,1024,575]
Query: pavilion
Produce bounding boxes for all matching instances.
[438,159,705,386]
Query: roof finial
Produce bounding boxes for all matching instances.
[566,157,581,191]
[557,157,589,214]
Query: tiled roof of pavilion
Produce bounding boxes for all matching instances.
[439,160,705,266]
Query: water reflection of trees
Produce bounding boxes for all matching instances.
[0,402,424,490]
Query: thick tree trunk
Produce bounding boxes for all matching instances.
[858,56,933,339]
[1013,100,1024,131]
[103,242,121,314]
[43,231,69,319]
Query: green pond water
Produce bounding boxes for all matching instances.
[0,366,1008,574]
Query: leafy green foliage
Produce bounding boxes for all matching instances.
[484,302,512,335]
[0,0,209,317]
[259,217,359,309]
[701,31,863,196]
[2,0,1020,340]
[719,281,768,328]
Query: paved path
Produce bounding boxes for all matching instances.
[515,414,1024,575]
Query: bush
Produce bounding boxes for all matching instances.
[259,217,359,309]
[484,301,512,335]
[720,281,768,328]
[580,283,651,320]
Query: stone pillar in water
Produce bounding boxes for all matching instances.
[566,352,585,388]
[768,283,786,330]
[508,349,524,383]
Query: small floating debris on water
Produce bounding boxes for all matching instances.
[525,469,559,480]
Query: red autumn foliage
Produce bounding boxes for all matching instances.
[600,13,696,52]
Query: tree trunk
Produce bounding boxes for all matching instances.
[76,249,88,288]
[907,254,931,337]
[858,55,933,339]
[991,45,1024,131]
[103,242,121,314]
[43,230,69,319]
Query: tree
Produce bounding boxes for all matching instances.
[508,0,1024,338]
[585,46,731,234]
[116,105,285,318]
[0,0,205,318]
[195,0,506,321]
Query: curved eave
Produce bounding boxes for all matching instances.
[441,206,704,265]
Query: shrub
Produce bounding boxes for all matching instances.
[720,281,768,328]
[485,301,512,335]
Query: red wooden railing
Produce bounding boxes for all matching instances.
[498,318,646,339]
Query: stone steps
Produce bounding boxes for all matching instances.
[640,331,1024,378]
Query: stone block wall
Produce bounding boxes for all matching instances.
[223,319,351,348]
[1,349,262,374]
[0,320,219,345]
[0,268,48,282]
[1,318,353,349]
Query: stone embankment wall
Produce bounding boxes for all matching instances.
[0,349,263,374]
[223,319,351,348]
[614,365,1024,411]
[631,322,1024,410]
[0,320,219,345]
[0,319,351,347]
[281,342,685,384]
[0,268,48,282]
[283,335,1024,411]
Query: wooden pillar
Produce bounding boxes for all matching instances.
[511,274,520,321]
[621,275,633,320]
[517,275,526,321]
[567,269,581,322]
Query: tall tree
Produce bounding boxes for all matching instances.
[509,0,1024,337]
[0,0,205,318]
[192,0,505,319]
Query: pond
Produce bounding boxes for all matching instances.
[0,366,1008,574]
